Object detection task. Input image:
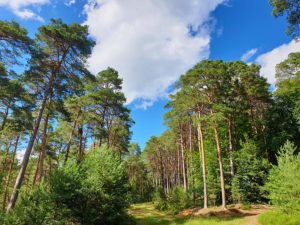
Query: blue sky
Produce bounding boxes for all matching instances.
[0,0,298,149]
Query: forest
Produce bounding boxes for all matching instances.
[0,0,300,225]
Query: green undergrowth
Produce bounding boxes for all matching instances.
[129,203,246,225]
[258,211,300,225]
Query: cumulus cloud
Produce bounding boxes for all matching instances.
[84,0,225,107]
[0,0,48,21]
[241,48,258,62]
[256,40,300,84]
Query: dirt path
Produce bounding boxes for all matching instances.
[243,214,259,225]
[241,208,268,225]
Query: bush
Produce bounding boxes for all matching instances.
[4,184,68,225]
[168,187,191,213]
[4,147,131,225]
[232,137,270,203]
[263,141,300,214]
[152,187,192,213]
[80,148,131,224]
[152,187,168,211]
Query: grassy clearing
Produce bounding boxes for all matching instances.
[258,211,300,225]
[129,203,247,225]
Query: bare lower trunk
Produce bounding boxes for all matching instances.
[228,119,234,177]
[64,108,81,164]
[189,118,195,202]
[210,109,226,209]
[197,111,208,209]
[3,135,19,210]
[1,141,13,173]
[48,154,52,174]
[36,113,50,183]
[1,102,11,130]
[32,154,41,186]
[78,125,83,160]
[180,124,187,192]
[7,73,55,211]
[249,104,258,134]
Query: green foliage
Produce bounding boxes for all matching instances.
[168,187,192,213]
[0,20,32,64]
[293,99,300,126]
[81,148,131,225]
[264,141,300,214]
[4,185,67,225]
[153,187,168,211]
[275,52,300,98]
[259,210,300,225]
[3,147,131,225]
[126,146,152,203]
[265,96,300,162]
[83,67,132,155]
[231,137,270,203]
[152,187,192,213]
[269,0,300,38]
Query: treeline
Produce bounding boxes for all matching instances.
[140,56,300,212]
[0,18,134,224]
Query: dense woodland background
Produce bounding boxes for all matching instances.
[0,1,300,224]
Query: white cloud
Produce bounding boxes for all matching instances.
[84,0,225,107]
[256,40,300,84]
[15,150,25,165]
[241,48,257,62]
[65,0,75,7]
[15,150,37,165]
[0,0,48,21]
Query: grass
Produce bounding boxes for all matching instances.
[129,203,247,225]
[258,210,300,225]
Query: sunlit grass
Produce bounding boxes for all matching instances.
[258,210,300,225]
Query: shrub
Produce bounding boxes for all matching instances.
[4,147,131,225]
[263,141,300,214]
[153,187,168,211]
[232,137,270,203]
[4,184,68,225]
[168,187,191,213]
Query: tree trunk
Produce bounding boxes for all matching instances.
[180,123,187,192]
[7,73,56,211]
[64,108,81,164]
[1,140,13,173]
[228,119,234,177]
[189,118,196,202]
[249,102,258,134]
[78,125,83,160]
[2,135,19,210]
[197,111,208,209]
[48,153,52,174]
[177,147,180,186]
[32,153,41,186]
[36,113,50,183]
[1,101,11,130]
[210,109,226,209]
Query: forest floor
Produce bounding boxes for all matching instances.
[129,203,269,225]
